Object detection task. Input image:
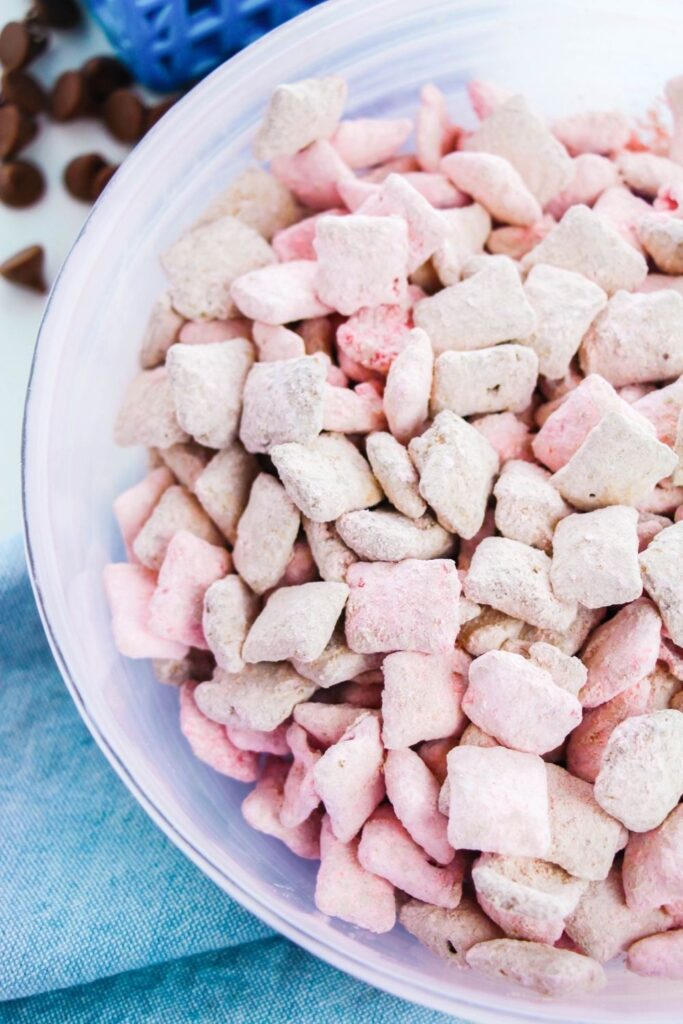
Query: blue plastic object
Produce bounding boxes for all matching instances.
[86,0,324,92]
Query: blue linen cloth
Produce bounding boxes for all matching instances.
[0,536,460,1023]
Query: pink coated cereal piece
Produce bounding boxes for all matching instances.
[617,149,683,199]
[178,317,252,345]
[242,581,348,664]
[638,482,683,516]
[472,853,588,945]
[654,181,683,215]
[446,745,551,858]
[226,721,290,756]
[345,558,460,656]
[545,154,619,220]
[331,117,412,169]
[627,930,683,980]
[158,440,212,492]
[416,83,456,172]
[471,414,533,465]
[253,75,347,160]
[623,805,683,912]
[148,530,231,649]
[552,111,630,156]
[194,444,258,545]
[567,676,651,784]
[322,382,387,433]
[298,315,335,357]
[233,473,300,595]
[231,260,332,325]
[400,895,502,967]
[114,467,174,560]
[383,327,433,444]
[638,511,671,551]
[441,151,542,227]
[294,701,379,747]
[139,292,184,369]
[271,209,345,262]
[400,172,465,209]
[546,763,628,882]
[550,506,642,609]
[381,651,467,749]
[280,539,317,586]
[336,348,380,383]
[179,682,259,782]
[114,367,189,449]
[486,217,554,261]
[466,939,606,997]
[593,185,651,251]
[133,484,225,570]
[359,806,464,909]
[252,322,305,362]
[242,757,321,859]
[363,154,420,182]
[271,139,354,210]
[384,747,452,865]
[103,563,188,660]
[565,865,672,962]
[313,351,349,388]
[632,374,683,445]
[280,722,321,828]
[666,74,683,164]
[357,173,448,273]
[580,598,662,708]
[313,712,385,842]
[336,302,412,375]
[639,213,683,275]
[314,213,409,316]
[467,79,511,120]
[337,176,380,211]
[532,373,655,473]
[464,650,581,755]
[640,522,683,647]
[418,736,459,786]
[660,637,683,681]
[315,815,396,932]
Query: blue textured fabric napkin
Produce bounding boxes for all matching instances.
[0,536,459,1023]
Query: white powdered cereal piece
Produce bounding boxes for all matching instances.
[383,327,434,444]
[522,264,607,380]
[593,185,651,251]
[464,536,577,631]
[138,291,184,369]
[194,444,258,544]
[550,506,642,608]
[521,605,604,658]
[314,214,409,315]
[462,95,573,205]
[166,340,254,449]
[357,173,449,273]
[365,432,426,519]
[579,289,683,387]
[161,216,275,320]
[414,257,536,355]
[546,153,619,221]
[399,896,502,968]
[114,367,189,449]
[409,410,499,539]
[440,151,542,226]
[551,411,678,511]
[231,260,331,324]
[616,150,683,199]
[194,166,301,239]
[253,75,347,160]
[546,763,627,881]
[594,710,683,832]
[640,522,683,646]
[552,110,630,155]
[528,643,587,697]
[674,409,683,486]
[291,627,381,688]
[239,356,325,454]
[466,939,605,997]
[639,214,683,275]
[302,517,358,581]
[432,203,492,286]
[447,745,551,858]
[493,460,570,553]
[271,433,383,522]
[314,713,385,842]
[195,663,316,731]
[202,574,260,673]
[158,441,211,492]
[132,484,224,570]
[521,206,648,295]
[232,473,300,594]
[460,609,525,658]
[431,345,538,418]
[242,581,349,663]
[336,509,453,562]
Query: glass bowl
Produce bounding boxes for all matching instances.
[23,0,683,1019]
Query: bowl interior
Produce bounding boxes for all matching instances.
[23,0,683,1020]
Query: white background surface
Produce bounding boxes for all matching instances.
[1,0,133,538]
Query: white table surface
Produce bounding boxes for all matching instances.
[0,0,133,539]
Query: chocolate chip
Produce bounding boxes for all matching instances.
[145,97,177,133]
[103,88,146,143]
[90,162,118,200]
[63,152,106,201]
[0,244,46,292]
[2,69,48,115]
[50,69,93,121]
[0,104,37,159]
[82,55,132,105]
[0,160,45,207]
[0,21,48,72]
[29,0,82,30]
